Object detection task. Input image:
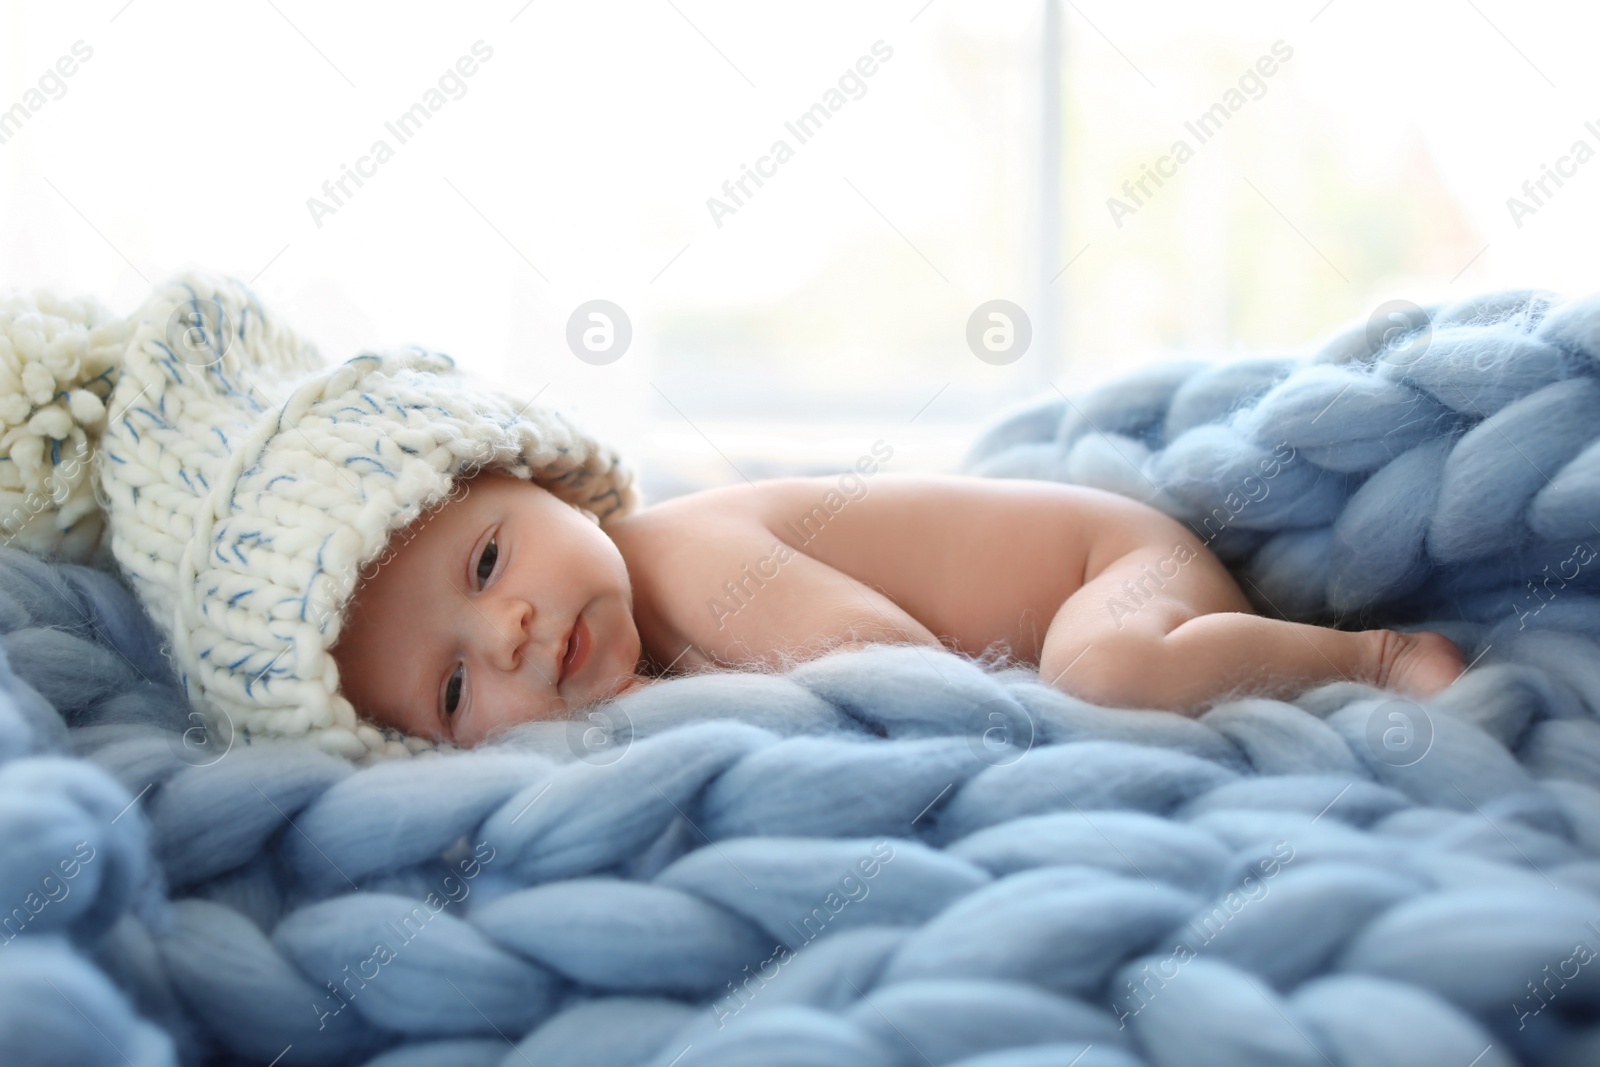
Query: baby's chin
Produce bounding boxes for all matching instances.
[576,652,642,709]
[581,600,642,697]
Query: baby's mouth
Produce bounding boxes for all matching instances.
[558,615,590,684]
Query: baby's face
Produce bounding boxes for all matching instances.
[331,471,642,747]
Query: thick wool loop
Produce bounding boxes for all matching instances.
[5,620,1599,1064]
[967,290,1600,630]
[2,291,1600,1064]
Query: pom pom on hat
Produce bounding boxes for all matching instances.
[76,270,639,762]
[0,288,126,562]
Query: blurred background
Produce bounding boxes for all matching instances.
[2,0,1594,501]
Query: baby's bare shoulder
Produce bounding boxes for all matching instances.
[601,482,787,634]
[603,480,769,554]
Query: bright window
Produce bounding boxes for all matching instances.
[3,0,1592,500]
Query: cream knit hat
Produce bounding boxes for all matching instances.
[2,270,637,761]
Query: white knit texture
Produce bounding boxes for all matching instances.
[94,271,638,762]
[0,287,127,562]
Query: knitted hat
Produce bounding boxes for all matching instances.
[42,270,638,762]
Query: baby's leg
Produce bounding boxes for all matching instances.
[1038,539,1464,712]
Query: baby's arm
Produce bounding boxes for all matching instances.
[1038,508,1465,709]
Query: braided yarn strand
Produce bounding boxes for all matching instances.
[30,631,1600,1067]
[965,290,1600,634]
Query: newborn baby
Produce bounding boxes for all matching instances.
[331,462,1466,748]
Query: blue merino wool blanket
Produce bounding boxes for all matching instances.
[4,289,1600,1067]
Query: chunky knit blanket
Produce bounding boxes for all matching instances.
[4,289,1600,1067]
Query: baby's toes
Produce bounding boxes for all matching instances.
[1382,630,1466,697]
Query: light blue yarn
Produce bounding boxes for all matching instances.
[0,938,177,1066]
[0,290,1599,1065]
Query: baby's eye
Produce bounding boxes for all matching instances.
[443,664,464,718]
[476,539,498,586]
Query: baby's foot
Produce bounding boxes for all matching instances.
[1378,630,1466,697]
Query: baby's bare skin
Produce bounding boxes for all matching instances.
[613,471,1464,706]
[332,468,1465,748]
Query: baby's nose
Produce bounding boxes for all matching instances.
[481,596,533,673]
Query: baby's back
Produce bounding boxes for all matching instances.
[605,469,1176,672]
